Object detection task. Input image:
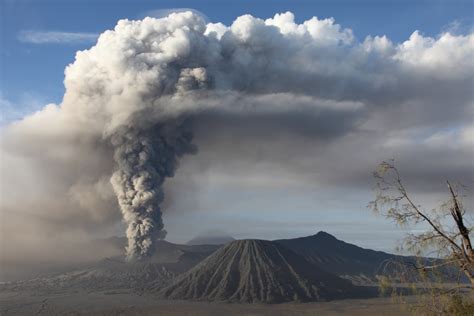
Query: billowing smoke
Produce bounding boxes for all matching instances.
[110,123,196,260]
[1,11,473,264]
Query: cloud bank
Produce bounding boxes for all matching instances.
[1,11,473,264]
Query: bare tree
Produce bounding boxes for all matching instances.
[369,160,474,315]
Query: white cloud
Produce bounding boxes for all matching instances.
[395,31,474,77]
[143,8,209,22]
[18,30,98,44]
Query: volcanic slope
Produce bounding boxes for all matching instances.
[158,239,376,303]
[2,240,219,294]
[275,231,406,284]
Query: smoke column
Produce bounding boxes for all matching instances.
[110,123,196,260]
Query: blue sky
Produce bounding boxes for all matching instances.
[0,0,473,253]
[1,0,472,116]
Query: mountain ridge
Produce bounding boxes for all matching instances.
[2,231,431,300]
[275,231,406,284]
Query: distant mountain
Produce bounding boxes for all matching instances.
[158,239,376,303]
[186,234,235,246]
[275,231,407,284]
[2,240,219,293]
[3,232,444,300]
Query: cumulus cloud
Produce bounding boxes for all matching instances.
[144,8,209,21]
[18,30,98,44]
[1,11,473,265]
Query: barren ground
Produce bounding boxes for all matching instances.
[0,290,412,316]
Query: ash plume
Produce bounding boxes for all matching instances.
[1,11,472,265]
[110,123,196,260]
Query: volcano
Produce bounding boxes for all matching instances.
[158,239,376,303]
[275,231,407,284]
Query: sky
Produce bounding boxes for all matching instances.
[1,0,473,112]
[0,0,473,267]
